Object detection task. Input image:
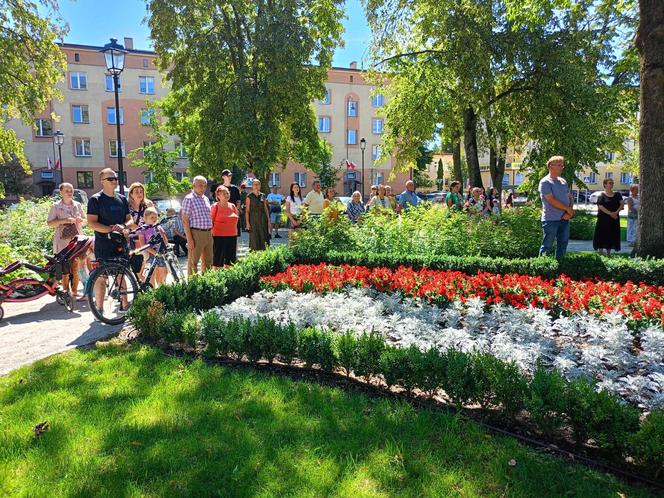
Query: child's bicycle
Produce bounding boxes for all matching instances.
[85,217,185,325]
[0,236,93,322]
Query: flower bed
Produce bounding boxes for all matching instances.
[261,264,664,328]
[214,288,664,411]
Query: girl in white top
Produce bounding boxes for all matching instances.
[368,184,391,211]
[286,182,305,241]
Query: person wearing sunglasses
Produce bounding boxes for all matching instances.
[87,168,136,264]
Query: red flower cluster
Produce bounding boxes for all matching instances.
[261,264,664,326]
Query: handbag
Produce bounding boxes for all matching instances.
[61,223,78,239]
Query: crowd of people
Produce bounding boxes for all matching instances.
[43,158,641,301]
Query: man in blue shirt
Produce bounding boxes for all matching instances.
[397,180,420,213]
[538,156,575,259]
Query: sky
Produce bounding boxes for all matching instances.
[46,0,372,69]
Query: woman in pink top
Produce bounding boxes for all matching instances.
[211,185,240,268]
[47,182,86,299]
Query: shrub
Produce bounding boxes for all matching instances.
[298,327,335,371]
[413,347,447,397]
[334,331,359,376]
[292,204,543,260]
[379,346,419,392]
[569,211,596,240]
[629,409,664,475]
[492,361,528,419]
[526,367,568,436]
[200,310,227,357]
[354,331,386,381]
[181,313,201,347]
[441,349,476,408]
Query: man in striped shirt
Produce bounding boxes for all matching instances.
[182,176,213,274]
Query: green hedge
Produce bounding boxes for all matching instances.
[296,250,664,285]
[170,313,660,479]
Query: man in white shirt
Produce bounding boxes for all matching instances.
[266,185,285,238]
[303,180,325,216]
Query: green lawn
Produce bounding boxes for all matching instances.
[0,342,656,497]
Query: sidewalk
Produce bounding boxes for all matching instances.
[0,229,288,376]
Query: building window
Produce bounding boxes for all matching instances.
[295,172,307,188]
[318,116,331,133]
[74,139,91,157]
[109,140,126,158]
[144,172,154,184]
[270,172,281,187]
[620,172,633,185]
[34,119,52,137]
[350,75,353,83]
[502,173,510,186]
[176,142,187,158]
[605,171,613,179]
[143,58,149,68]
[139,76,155,94]
[175,172,185,181]
[320,89,331,105]
[347,100,357,117]
[373,171,384,185]
[515,173,525,186]
[106,107,124,125]
[372,118,384,135]
[76,171,93,189]
[72,105,89,124]
[372,94,385,107]
[70,72,87,90]
[74,53,80,62]
[347,129,357,145]
[372,145,381,160]
[140,109,154,126]
[585,172,597,184]
[105,74,121,92]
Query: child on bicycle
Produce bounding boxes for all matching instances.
[137,207,169,287]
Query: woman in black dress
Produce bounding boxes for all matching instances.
[593,178,624,256]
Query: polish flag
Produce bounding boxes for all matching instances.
[47,157,53,170]
[344,159,356,169]
[54,158,61,170]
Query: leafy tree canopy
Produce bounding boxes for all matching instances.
[148,0,344,188]
[0,0,67,198]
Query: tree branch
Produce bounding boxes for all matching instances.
[374,49,446,67]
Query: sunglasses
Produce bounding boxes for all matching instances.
[103,177,119,182]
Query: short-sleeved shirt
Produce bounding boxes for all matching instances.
[87,191,130,259]
[538,175,570,221]
[225,184,241,207]
[267,193,284,212]
[399,190,420,210]
[286,195,304,216]
[181,191,213,229]
[445,192,463,210]
[211,203,239,237]
[48,199,85,253]
[304,190,325,215]
[369,196,391,211]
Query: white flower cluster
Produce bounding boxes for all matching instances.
[212,288,664,411]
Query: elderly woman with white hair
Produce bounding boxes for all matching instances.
[346,191,365,223]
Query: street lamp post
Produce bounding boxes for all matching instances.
[360,138,366,200]
[53,130,64,186]
[100,38,127,194]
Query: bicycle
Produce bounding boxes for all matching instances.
[85,217,186,325]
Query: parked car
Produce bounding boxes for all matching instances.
[153,198,182,214]
[335,196,352,208]
[51,188,88,208]
[588,191,603,204]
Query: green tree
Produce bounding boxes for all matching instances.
[314,141,339,189]
[128,103,191,198]
[0,156,33,197]
[413,145,434,189]
[0,0,67,198]
[366,0,635,198]
[436,158,445,190]
[148,0,344,189]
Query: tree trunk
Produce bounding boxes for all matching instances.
[490,143,507,199]
[463,107,483,188]
[635,1,664,257]
[452,131,463,183]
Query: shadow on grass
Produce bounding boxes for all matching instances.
[0,342,657,497]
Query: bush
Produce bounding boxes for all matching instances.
[566,377,641,452]
[292,204,543,260]
[379,345,418,391]
[354,331,386,381]
[298,327,335,371]
[569,212,596,240]
[629,409,664,474]
[413,347,447,397]
[441,349,476,408]
[526,367,568,436]
[334,331,359,376]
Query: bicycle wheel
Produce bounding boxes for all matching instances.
[166,253,186,282]
[87,262,139,325]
